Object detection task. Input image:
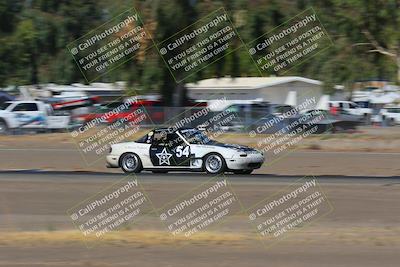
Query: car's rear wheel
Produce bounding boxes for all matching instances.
[204,153,226,174]
[0,120,9,135]
[120,153,143,173]
[388,118,395,126]
[233,170,253,175]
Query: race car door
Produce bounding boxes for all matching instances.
[149,130,190,167]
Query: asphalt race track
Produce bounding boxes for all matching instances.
[0,171,399,267]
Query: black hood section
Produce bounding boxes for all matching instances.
[209,141,256,152]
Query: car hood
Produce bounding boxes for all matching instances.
[207,141,257,152]
[0,110,11,116]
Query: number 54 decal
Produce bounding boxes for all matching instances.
[176,146,190,157]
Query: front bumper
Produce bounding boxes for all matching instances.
[226,153,265,170]
[106,154,119,168]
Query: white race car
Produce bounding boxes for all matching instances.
[106,128,264,174]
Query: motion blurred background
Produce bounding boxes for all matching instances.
[0,0,399,114]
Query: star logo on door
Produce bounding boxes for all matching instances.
[156,148,172,165]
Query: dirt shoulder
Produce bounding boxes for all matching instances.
[1,126,399,152]
[0,126,399,176]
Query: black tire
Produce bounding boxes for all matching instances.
[119,153,143,173]
[363,113,371,125]
[203,153,226,174]
[152,170,169,174]
[233,170,253,175]
[0,120,9,135]
[384,117,394,126]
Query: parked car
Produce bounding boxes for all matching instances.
[329,101,372,123]
[380,105,400,125]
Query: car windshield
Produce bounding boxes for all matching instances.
[0,102,11,110]
[179,129,213,145]
[136,132,152,143]
[349,103,359,109]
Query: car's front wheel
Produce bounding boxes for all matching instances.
[204,153,226,174]
[120,153,143,173]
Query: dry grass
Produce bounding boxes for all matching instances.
[0,230,247,247]
[0,227,398,248]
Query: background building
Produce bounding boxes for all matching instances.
[186,76,324,108]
